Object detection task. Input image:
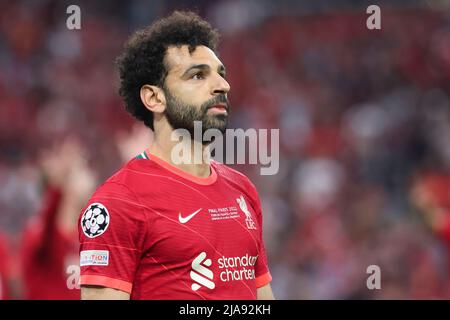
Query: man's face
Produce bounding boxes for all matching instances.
[162,45,231,138]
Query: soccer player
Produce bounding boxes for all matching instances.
[79,11,274,300]
[21,139,96,299]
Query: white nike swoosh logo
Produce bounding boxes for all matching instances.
[178,208,202,224]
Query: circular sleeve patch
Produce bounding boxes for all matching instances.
[80,203,110,238]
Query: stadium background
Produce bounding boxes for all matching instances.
[1,0,450,299]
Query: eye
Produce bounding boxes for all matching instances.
[192,73,204,80]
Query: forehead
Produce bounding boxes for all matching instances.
[164,45,223,74]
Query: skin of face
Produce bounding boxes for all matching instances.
[163,45,230,111]
[161,45,231,135]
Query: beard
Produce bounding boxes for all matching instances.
[163,86,230,142]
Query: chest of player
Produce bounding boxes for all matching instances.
[140,185,261,264]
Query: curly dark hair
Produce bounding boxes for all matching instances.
[116,10,220,130]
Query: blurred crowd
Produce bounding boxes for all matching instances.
[1,0,450,299]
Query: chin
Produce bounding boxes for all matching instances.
[205,116,228,131]
[204,123,227,134]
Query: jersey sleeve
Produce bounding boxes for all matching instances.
[246,180,272,288]
[78,181,147,294]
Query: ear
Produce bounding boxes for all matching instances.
[140,85,166,114]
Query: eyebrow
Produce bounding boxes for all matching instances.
[182,64,226,78]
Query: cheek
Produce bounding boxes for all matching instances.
[174,82,210,106]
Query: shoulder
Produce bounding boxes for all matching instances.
[80,178,147,240]
[92,157,153,199]
[212,161,260,203]
[81,159,149,223]
[213,161,254,186]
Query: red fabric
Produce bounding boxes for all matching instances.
[79,153,271,300]
[21,187,80,300]
[0,233,11,300]
[437,214,450,250]
[417,172,450,208]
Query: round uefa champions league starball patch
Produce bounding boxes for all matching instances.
[81,203,110,238]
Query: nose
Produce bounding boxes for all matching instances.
[212,73,230,95]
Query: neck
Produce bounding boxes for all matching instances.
[149,124,212,178]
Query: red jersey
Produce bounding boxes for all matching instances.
[21,187,80,300]
[0,233,11,300]
[79,150,272,300]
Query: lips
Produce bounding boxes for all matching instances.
[209,104,226,109]
[208,104,228,112]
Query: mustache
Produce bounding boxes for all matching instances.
[202,94,230,112]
